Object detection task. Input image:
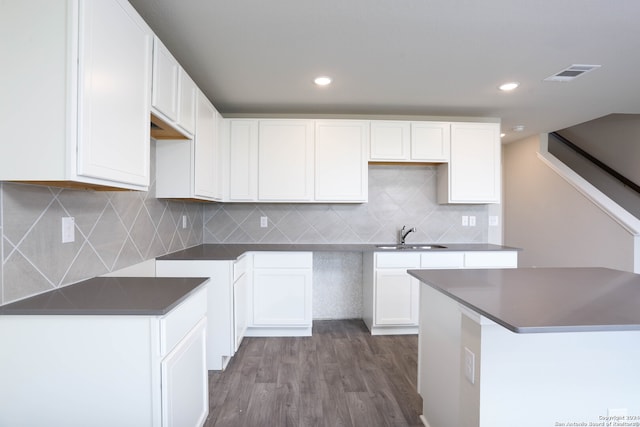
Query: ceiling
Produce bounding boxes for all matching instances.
[129,0,640,143]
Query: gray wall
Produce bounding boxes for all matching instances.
[557,114,640,186]
[503,135,636,271]
[0,142,203,304]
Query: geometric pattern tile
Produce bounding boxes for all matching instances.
[1,163,489,305]
[1,173,204,304]
[204,165,489,245]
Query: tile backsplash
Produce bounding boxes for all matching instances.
[204,165,488,244]
[1,163,488,306]
[0,143,203,304]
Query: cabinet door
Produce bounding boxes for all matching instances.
[161,319,208,427]
[375,270,419,326]
[258,120,314,201]
[177,70,197,135]
[252,268,312,326]
[151,37,179,122]
[411,122,450,161]
[315,120,368,201]
[233,272,249,351]
[437,122,501,204]
[193,92,219,199]
[370,121,411,161]
[229,120,259,201]
[76,0,152,188]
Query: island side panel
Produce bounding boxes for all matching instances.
[418,283,462,427]
[476,322,640,427]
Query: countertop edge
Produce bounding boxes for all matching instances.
[158,243,522,262]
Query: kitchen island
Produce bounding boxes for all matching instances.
[408,267,640,427]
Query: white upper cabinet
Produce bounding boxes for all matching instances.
[177,71,197,136]
[410,122,450,161]
[370,121,450,162]
[228,120,259,201]
[150,37,195,139]
[151,37,179,123]
[194,93,222,200]
[155,90,223,201]
[258,120,314,201]
[437,122,501,204]
[370,121,411,160]
[1,0,153,190]
[315,120,369,202]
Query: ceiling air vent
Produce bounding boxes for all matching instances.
[544,64,601,82]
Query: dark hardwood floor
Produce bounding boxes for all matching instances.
[205,319,423,427]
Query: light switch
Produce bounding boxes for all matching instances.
[260,216,268,228]
[462,216,469,227]
[469,216,476,227]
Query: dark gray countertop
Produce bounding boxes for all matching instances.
[408,267,640,333]
[0,277,208,315]
[157,243,520,261]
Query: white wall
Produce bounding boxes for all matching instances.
[503,135,636,272]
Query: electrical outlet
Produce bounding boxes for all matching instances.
[260,216,268,228]
[489,215,499,226]
[469,216,476,227]
[61,217,75,243]
[182,215,187,229]
[462,216,469,227]
[464,347,475,384]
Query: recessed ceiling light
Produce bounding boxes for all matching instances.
[512,125,525,132]
[500,133,506,138]
[314,76,332,86]
[498,82,520,91]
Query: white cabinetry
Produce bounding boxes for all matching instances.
[363,250,517,335]
[258,120,314,201]
[233,254,252,351]
[437,122,501,204]
[156,260,235,370]
[0,286,208,427]
[228,119,259,201]
[150,36,196,139]
[315,120,369,202]
[370,121,450,162]
[177,71,197,135]
[249,252,313,336]
[224,118,369,203]
[151,37,179,123]
[155,91,223,201]
[0,0,153,190]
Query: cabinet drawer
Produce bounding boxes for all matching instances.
[420,252,464,269]
[252,252,312,269]
[376,253,421,268]
[464,251,518,268]
[160,286,207,356]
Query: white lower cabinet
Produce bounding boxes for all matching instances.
[363,250,517,335]
[233,254,251,351]
[0,286,208,427]
[248,252,313,336]
[156,260,235,370]
[162,318,208,427]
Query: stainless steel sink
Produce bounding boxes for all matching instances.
[375,244,447,250]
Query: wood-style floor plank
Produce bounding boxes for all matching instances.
[205,319,423,427]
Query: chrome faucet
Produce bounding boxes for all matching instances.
[400,225,416,245]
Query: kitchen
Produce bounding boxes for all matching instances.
[2,0,640,426]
